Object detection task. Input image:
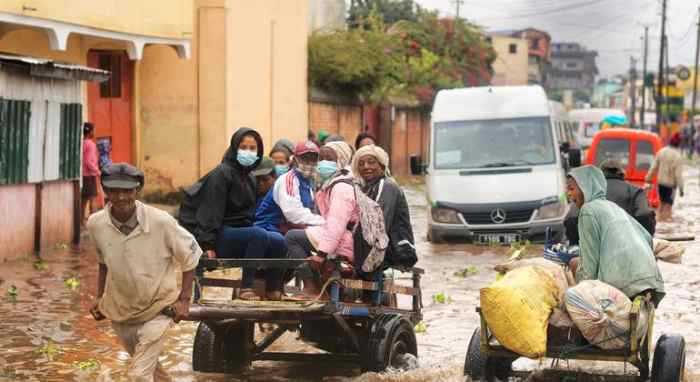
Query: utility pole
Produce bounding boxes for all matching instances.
[452,0,465,19]
[641,26,649,129]
[630,56,638,128]
[656,0,667,132]
[692,7,700,126]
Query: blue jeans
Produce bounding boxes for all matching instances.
[216,226,287,290]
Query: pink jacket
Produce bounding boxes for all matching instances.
[83,139,100,176]
[305,175,359,263]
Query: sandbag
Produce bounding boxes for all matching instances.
[481,266,559,358]
[494,258,573,305]
[565,280,641,350]
[653,239,684,264]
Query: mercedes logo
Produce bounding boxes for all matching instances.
[490,208,507,224]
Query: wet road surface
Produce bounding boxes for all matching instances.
[1,169,699,381]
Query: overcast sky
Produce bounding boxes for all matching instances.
[414,0,699,77]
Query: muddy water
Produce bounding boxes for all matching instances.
[1,170,699,381]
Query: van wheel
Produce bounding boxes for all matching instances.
[427,228,445,244]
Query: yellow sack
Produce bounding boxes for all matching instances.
[480,266,559,358]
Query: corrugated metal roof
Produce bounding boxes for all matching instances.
[0,53,109,82]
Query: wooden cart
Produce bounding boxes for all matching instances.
[464,295,686,381]
[184,257,424,373]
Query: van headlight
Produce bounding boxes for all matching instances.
[535,197,567,221]
[431,207,461,224]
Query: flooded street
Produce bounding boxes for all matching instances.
[2,169,700,382]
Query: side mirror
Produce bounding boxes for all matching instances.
[410,155,426,175]
[568,148,582,168]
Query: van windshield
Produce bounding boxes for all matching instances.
[433,117,556,169]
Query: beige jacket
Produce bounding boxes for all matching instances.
[646,146,683,190]
[88,201,202,323]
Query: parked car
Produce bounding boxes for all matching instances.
[411,86,580,244]
[584,128,661,208]
[569,108,626,150]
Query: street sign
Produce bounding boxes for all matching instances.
[677,66,691,81]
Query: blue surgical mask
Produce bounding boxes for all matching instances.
[274,165,289,176]
[317,160,337,181]
[237,149,259,167]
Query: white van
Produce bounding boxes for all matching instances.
[569,108,626,150]
[418,86,576,244]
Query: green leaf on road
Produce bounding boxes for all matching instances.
[64,277,80,291]
[432,292,453,304]
[36,342,61,361]
[7,285,18,301]
[414,321,427,333]
[454,266,478,278]
[34,260,48,271]
[74,358,101,372]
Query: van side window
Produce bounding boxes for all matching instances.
[595,138,630,168]
[636,141,654,171]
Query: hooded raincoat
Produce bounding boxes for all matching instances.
[179,128,263,251]
[570,165,665,305]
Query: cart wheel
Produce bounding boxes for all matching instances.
[363,314,418,372]
[639,334,651,380]
[192,320,253,373]
[651,334,685,382]
[463,327,515,382]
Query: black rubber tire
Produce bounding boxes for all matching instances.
[651,334,686,382]
[192,320,253,373]
[463,327,516,382]
[363,314,418,372]
[464,327,485,380]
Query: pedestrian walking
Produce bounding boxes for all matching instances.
[88,163,202,382]
[645,132,684,221]
[82,122,101,225]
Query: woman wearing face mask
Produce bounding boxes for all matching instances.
[180,127,286,301]
[270,139,294,176]
[255,141,325,235]
[285,141,358,298]
[352,145,417,270]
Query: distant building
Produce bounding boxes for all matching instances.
[487,32,529,86]
[309,0,346,33]
[550,42,599,97]
[510,28,552,87]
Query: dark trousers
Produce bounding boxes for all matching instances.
[216,226,286,291]
[285,229,315,280]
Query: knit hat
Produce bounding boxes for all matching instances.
[324,141,354,169]
[352,144,391,184]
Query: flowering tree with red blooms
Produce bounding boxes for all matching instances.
[308,8,495,105]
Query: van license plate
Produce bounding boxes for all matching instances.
[477,234,521,245]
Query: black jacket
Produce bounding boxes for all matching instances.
[364,177,416,268]
[179,128,263,251]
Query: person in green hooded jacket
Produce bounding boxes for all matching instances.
[565,165,665,306]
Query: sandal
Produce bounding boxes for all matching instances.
[265,291,283,301]
[238,288,262,301]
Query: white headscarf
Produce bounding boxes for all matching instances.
[352,144,390,184]
[323,141,354,169]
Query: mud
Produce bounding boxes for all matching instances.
[1,168,699,381]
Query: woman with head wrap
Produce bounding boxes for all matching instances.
[352,145,417,269]
[285,141,359,298]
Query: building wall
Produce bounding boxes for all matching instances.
[0,184,35,259]
[0,0,192,39]
[308,101,364,142]
[489,35,528,86]
[40,181,74,251]
[226,0,308,166]
[0,0,310,193]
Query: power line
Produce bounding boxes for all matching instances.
[479,0,611,21]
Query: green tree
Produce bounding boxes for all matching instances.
[348,0,421,28]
